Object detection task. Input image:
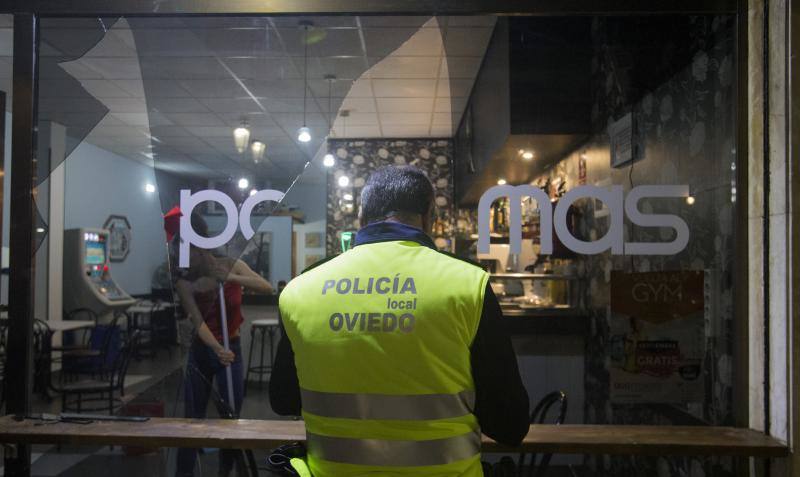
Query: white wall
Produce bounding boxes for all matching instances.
[294,220,326,274]
[64,141,166,296]
[282,182,326,223]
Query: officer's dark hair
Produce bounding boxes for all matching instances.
[360,166,434,225]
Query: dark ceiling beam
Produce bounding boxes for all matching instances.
[5,0,737,16]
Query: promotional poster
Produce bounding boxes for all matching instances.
[609,271,705,404]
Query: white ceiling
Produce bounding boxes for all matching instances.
[0,15,495,183]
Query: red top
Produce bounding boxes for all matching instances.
[194,282,244,342]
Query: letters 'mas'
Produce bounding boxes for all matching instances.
[178,189,285,268]
[477,184,690,256]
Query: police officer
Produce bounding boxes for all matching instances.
[270,166,529,476]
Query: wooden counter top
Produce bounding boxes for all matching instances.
[0,416,787,457]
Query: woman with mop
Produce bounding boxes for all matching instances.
[173,213,273,477]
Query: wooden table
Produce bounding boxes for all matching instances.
[47,320,95,332]
[0,416,787,458]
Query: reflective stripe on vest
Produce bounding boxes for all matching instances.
[301,388,475,420]
[306,430,481,467]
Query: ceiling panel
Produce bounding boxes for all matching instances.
[362,28,423,57]
[49,15,495,181]
[163,112,225,127]
[380,112,431,125]
[377,97,433,113]
[225,57,300,80]
[368,56,440,79]
[177,79,244,98]
[340,97,376,113]
[382,125,430,136]
[79,79,137,98]
[242,79,306,98]
[148,97,209,113]
[372,79,438,97]
[331,125,382,137]
[183,126,240,137]
[129,79,189,97]
[200,97,264,114]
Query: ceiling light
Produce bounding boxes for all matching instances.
[251,140,266,163]
[518,149,524,154]
[497,179,507,185]
[338,176,350,188]
[36,227,45,233]
[144,183,156,193]
[323,153,335,167]
[297,126,311,143]
[238,178,249,190]
[686,195,695,205]
[343,193,353,201]
[522,151,534,160]
[233,122,251,154]
[325,73,337,135]
[249,188,258,196]
[298,21,312,144]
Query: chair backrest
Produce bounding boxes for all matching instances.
[111,330,141,391]
[32,319,53,354]
[530,391,568,425]
[518,391,568,477]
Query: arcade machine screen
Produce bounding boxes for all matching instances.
[85,235,105,264]
[84,232,106,277]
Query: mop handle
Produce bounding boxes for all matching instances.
[218,282,236,412]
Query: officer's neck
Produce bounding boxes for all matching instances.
[384,215,429,234]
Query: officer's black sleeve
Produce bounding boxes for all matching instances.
[268,316,302,416]
[471,283,530,446]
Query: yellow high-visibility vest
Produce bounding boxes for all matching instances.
[280,239,489,476]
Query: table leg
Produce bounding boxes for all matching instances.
[245,326,256,396]
[258,327,267,388]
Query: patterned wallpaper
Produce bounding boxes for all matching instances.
[325,138,454,256]
[530,16,737,477]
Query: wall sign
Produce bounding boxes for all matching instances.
[179,188,285,268]
[103,215,131,262]
[477,184,691,256]
[608,112,634,168]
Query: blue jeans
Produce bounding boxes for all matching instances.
[176,338,244,477]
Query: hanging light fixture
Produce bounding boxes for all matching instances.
[250,140,266,163]
[297,21,312,143]
[322,73,337,167]
[233,120,250,153]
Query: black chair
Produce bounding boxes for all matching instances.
[32,319,55,398]
[61,314,122,379]
[51,308,99,354]
[517,391,568,477]
[59,330,141,414]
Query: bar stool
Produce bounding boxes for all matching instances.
[245,318,279,394]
